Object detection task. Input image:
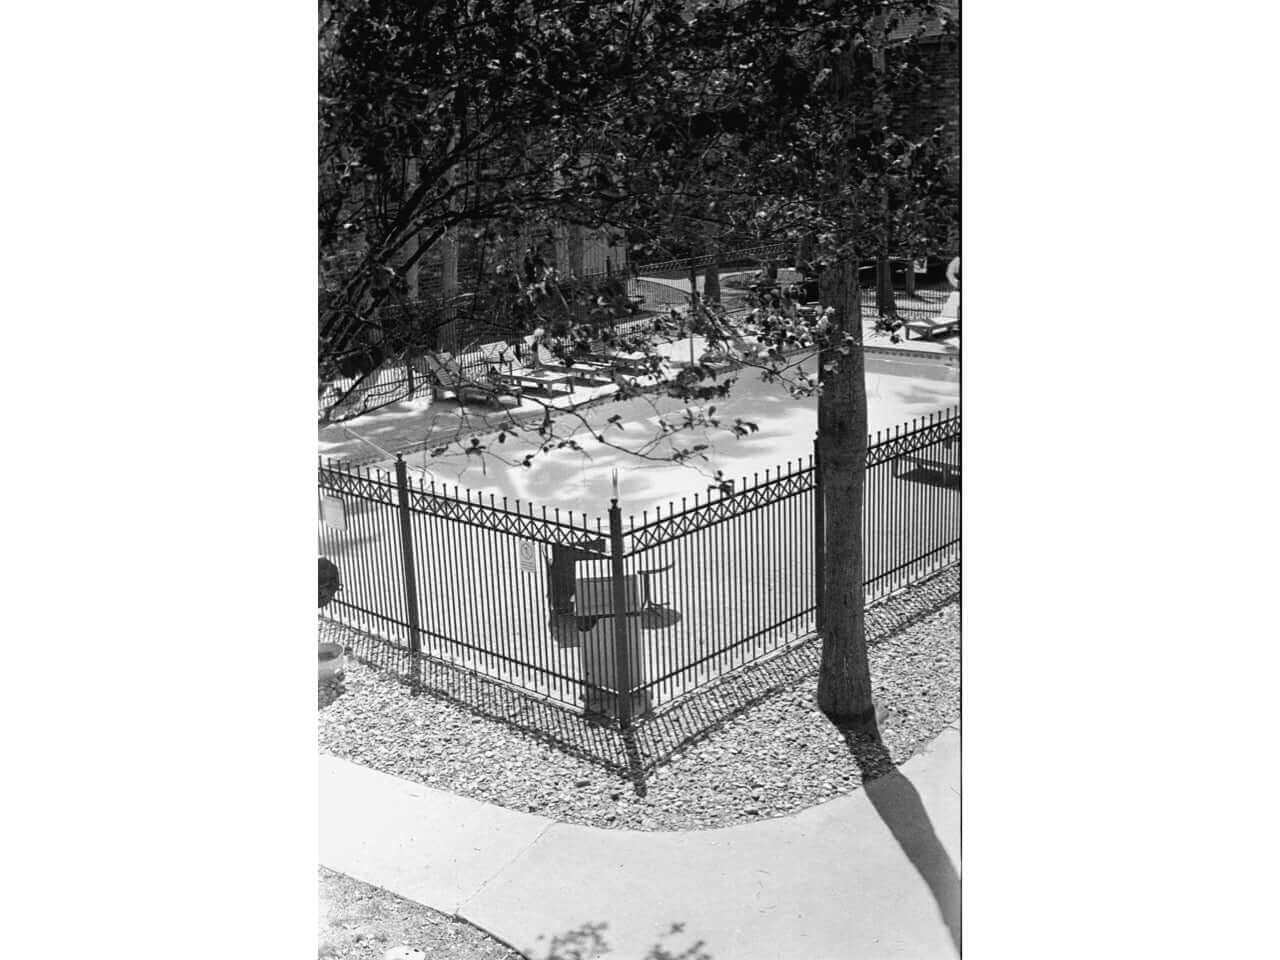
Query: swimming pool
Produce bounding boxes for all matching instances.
[864,349,960,382]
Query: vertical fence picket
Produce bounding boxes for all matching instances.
[393,457,423,655]
[814,435,825,632]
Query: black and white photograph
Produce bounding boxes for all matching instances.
[315,2,960,957]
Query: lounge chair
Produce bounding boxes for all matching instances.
[904,291,960,340]
[423,353,520,404]
[481,341,577,397]
[893,436,960,484]
[533,344,615,386]
[478,340,519,371]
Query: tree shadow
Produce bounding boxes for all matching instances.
[838,722,961,956]
[621,725,648,798]
[894,466,960,490]
[528,921,713,960]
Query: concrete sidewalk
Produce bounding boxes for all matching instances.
[320,725,960,960]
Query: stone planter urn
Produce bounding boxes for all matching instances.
[318,641,345,680]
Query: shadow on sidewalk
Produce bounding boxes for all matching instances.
[529,920,712,960]
[839,723,961,956]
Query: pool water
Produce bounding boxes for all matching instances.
[865,350,959,382]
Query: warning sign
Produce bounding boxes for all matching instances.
[517,540,540,573]
[321,496,347,531]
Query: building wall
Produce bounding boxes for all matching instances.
[916,39,959,186]
[892,36,960,186]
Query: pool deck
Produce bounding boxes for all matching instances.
[319,320,958,473]
[867,329,959,361]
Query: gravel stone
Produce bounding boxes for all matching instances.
[319,566,959,831]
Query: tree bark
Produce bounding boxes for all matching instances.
[703,249,721,304]
[435,147,461,354]
[403,159,421,301]
[568,225,585,324]
[875,257,894,318]
[816,258,876,731]
[568,224,584,277]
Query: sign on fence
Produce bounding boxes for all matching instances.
[320,496,347,531]
[913,258,928,274]
[517,540,540,573]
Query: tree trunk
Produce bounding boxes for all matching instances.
[816,258,876,731]
[568,224,584,277]
[875,258,894,318]
[404,159,421,300]
[569,225,586,325]
[433,146,461,354]
[797,234,815,272]
[703,254,721,304]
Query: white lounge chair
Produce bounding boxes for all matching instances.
[483,341,576,397]
[423,353,520,404]
[478,340,520,370]
[904,291,960,340]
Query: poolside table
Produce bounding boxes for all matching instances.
[533,358,616,387]
[492,368,576,397]
[578,351,652,376]
[892,438,960,484]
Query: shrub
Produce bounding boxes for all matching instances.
[319,558,341,609]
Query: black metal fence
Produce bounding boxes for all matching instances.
[319,407,959,725]
[626,249,956,323]
[319,292,665,423]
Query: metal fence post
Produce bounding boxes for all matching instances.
[814,433,825,633]
[393,456,423,655]
[608,500,634,728]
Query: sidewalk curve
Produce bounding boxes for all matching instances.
[320,725,960,960]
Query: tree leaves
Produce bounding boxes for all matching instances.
[320,0,957,422]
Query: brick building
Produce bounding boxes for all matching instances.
[890,4,960,188]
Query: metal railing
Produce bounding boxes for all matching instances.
[319,407,959,726]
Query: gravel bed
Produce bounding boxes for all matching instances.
[318,566,958,831]
[319,866,519,960]
[320,673,346,710]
